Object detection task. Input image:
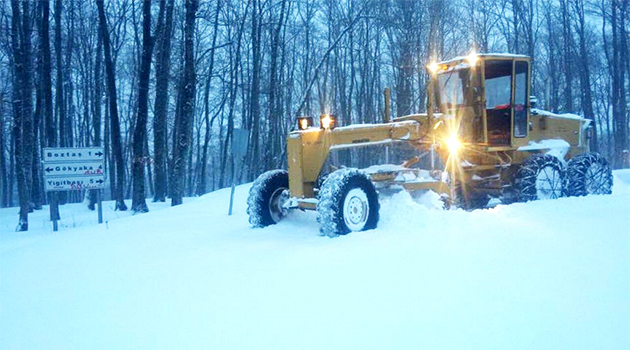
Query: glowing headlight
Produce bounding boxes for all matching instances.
[297,116,313,130]
[320,114,336,129]
[427,61,439,74]
[445,133,461,154]
[466,51,479,66]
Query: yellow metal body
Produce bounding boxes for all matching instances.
[288,119,431,198]
[286,54,590,203]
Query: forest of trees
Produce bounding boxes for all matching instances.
[0,0,628,230]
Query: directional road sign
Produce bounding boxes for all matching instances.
[44,176,106,191]
[43,161,104,177]
[43,147,105,162]
[43,147,106,192]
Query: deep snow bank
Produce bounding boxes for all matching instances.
[1,171,629,350]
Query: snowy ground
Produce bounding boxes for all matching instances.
[1,171,629,350]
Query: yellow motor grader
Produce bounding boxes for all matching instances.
[247,53,613,236]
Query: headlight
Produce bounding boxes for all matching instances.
[466,51,479,66]
[427,61,439,74]
[297,116,313,130]
[445,133,461,154]
[320,114,336,129]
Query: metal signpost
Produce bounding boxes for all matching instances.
[228,129,248,216]
[43,147,106,231]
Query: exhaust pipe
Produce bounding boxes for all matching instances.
[383,87,391,123]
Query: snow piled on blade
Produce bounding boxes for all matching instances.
[1,171,629,350]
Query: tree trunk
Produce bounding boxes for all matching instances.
[611,0,628,167]
[31,1,44,210]
[10,0,35,231]
[572,0,598,151]
[54,0,68,206]
[0,98,8,208]
[131,0,154,213]
[96,0,127,211]
[247,0,262,180]
[153,0,174,202]
[171,0,198,206]
[89,33,103,210]
[197,0,222,196]
[560,0,574,111]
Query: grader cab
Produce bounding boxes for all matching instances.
[247,53,613,236]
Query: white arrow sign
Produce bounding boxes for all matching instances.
[43,161,104,177]
[44,175,106,191]
[43,147,106,192]
[43,147,105,162]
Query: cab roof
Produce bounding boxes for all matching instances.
[437,53,531,67]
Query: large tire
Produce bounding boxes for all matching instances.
[317,168,379,237]
[566,153,613,196]
[247,170,289,227]
[515,154,565,202]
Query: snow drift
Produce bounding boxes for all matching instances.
[1,170,629,350]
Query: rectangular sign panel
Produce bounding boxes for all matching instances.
[43,161,104,177]
[43,147,105,162]
[44,175,105,191]
[232,128,249,157]
[43,147,106,192]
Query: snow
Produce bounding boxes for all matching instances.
[518,139,571,152]
[362,164,409,173]
[531,108,586,122]
[439,53,530,67]
[0,198,177,235]
[517,139,571,163]
[362,165,435,183]
[1,171,629,349]
[330,138,396,150]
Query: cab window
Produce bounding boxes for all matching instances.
[484,60,513,145]
[513,61,528,137]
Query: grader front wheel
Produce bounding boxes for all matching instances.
[452,180,489,210]
[317,168,380,237]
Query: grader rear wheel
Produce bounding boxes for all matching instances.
[247,170,289,227]
[566,153,613,196]
[515,154,565,202]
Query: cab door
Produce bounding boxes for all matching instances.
[511,60,530,147]
[483,59,530,147]
[484,60,514,146]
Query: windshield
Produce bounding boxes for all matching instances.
[436,68,470,109]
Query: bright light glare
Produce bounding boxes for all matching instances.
[446,133,461,154]
[427,61,440,74]
[433,120,443,130]
[299,118,309,130]
[466,51,479,66]
[321,115,333,129]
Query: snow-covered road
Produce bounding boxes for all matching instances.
[1,171,629,350]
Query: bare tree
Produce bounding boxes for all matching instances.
[96,0,127,211]
[197,0,222,195]
[171,0,198,206]
[153,0,174,202]
[131,0,154,213]
[10,0,35,231]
